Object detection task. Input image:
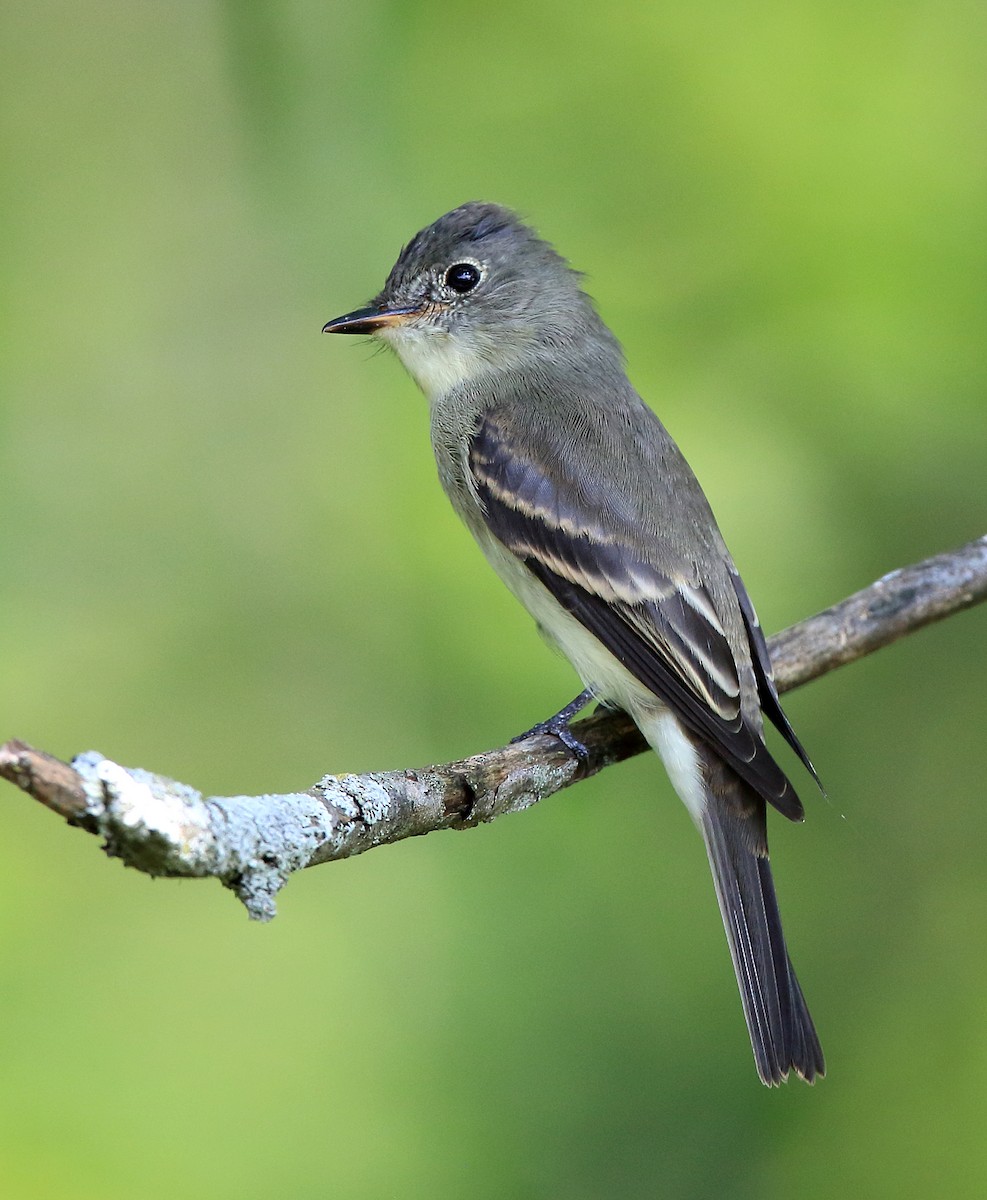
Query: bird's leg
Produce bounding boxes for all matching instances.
[511,688,596,761]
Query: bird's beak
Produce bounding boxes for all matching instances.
[322,303,423,335]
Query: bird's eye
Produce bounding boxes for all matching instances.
[444,262,482,294]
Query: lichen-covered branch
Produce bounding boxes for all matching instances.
[2,535,985,920]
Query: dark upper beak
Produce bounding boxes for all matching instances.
[321,303,422,335]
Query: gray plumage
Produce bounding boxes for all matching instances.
[323,201,824,1085]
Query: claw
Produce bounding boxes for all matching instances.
[511,689,595,763]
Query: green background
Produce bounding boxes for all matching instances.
[2,2,986,1196]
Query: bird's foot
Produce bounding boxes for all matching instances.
[510,689,595,762]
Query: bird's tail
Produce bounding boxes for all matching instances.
[698,781,825,1086]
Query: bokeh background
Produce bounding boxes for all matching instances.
[2,2,986,1197]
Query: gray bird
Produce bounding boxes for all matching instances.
[323,202,825,1085]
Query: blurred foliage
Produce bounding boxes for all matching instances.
[1,1,986,1196]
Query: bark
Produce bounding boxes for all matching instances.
[2,535,985,920]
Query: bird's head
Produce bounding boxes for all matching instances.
[323,202,616,398]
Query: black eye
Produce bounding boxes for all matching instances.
[444,262,481,294]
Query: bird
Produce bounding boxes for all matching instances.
[323,201,825,1085]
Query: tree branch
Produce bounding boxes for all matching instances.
[3,535,985,920]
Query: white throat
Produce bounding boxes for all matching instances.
[381,324,504,401]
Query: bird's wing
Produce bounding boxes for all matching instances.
[727,568,823,792]
[469,408,804,821]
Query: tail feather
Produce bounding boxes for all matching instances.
[700,803,824,1085]
[641,708,823,1084]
